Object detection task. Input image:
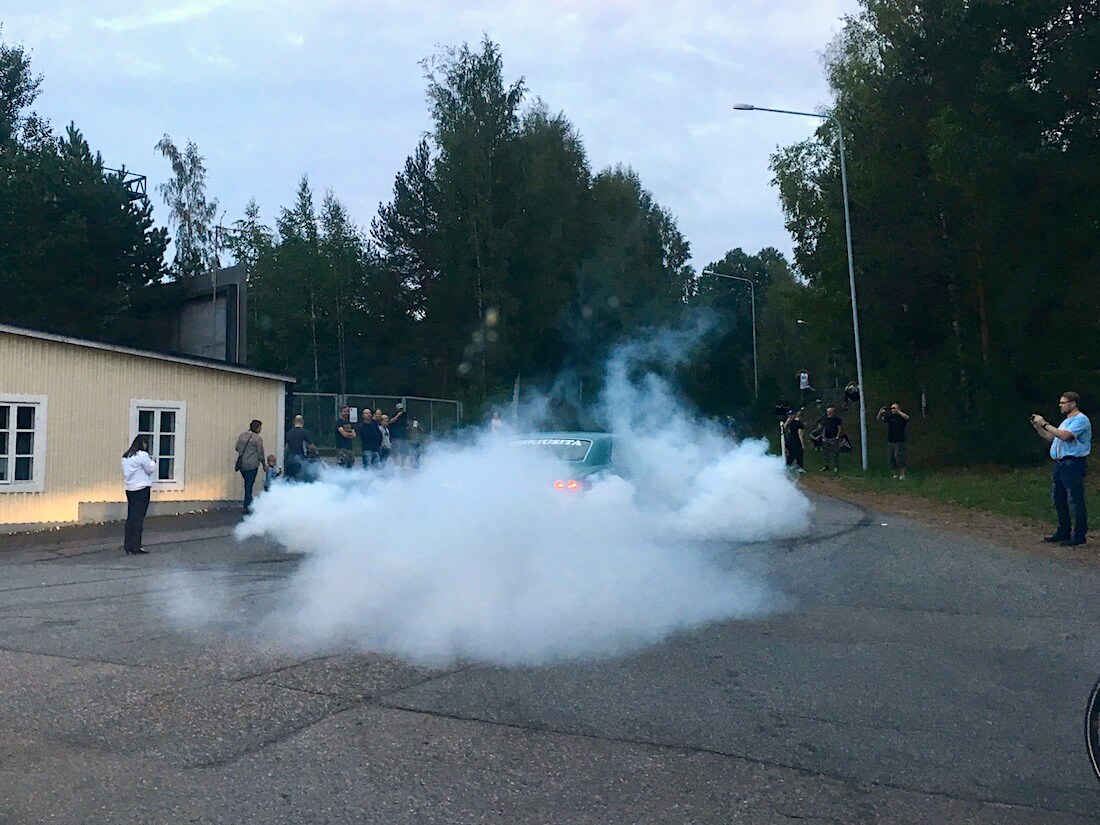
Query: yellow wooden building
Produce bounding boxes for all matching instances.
[0,323,294,531]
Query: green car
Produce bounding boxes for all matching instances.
[509,432,616,492]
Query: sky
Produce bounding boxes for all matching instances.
[2,0,860,270]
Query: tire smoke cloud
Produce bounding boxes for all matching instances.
[227,329,811,666]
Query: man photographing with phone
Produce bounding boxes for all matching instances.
[1031,392,1091,547]
[876,402,910,479]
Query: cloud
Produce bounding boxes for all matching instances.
[93,1,232,33]
[4,0,860,267]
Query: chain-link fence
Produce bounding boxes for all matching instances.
[290,392,462,450]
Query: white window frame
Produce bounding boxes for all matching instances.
[130,399,187,490]
[0,394,47,493]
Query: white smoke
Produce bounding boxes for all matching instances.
[225,329,812,667]
[600,325,810,543]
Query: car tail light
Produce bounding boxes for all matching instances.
[554,479,585,492]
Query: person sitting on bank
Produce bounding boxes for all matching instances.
[797,368,815,405]
[843,381,860,410]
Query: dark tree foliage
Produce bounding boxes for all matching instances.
[686,248,800,416]
[0,34,168,343]
[771,0,1100,463]
[363,38,692,407]
[0,32,48,148]
[567,168,693,381]
[231,39,693,407]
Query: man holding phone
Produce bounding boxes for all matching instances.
[877,402,910,479]
[1032,392,1091,547]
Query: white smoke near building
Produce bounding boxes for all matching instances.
[224,327,812,666]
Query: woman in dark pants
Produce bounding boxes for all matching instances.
[121,436,156,555]
[235,420,265,513]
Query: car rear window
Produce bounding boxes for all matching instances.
[511,438,593,462]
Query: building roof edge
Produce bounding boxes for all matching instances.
[0,323,297,384]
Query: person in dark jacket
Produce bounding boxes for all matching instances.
[783,410,806,472]
[358,407,383,467]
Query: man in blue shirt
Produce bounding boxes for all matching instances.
[1031,391,1091,546]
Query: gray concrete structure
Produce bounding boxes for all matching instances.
[169,264,248,364]
[0,495,1097,823]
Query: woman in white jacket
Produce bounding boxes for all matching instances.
[121,435,156,555]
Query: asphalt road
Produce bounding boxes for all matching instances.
[0,494,1097,823]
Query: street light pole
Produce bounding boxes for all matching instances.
[702,268,758,399]
[734,103,868,470]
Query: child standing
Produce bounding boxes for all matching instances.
[264,454,281,491]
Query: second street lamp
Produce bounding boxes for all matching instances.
[702,268,757,400]
[734,103,868,470]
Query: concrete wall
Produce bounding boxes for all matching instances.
[177,293,228,361]
[170,265,247,363]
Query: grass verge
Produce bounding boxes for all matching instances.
[816,462,1098,525]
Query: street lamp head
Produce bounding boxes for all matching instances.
[733,103,756,111]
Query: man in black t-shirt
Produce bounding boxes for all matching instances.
[877,402,911,479]
[334,406,357,468]
[820,407,844,472]
[285,415,314,480]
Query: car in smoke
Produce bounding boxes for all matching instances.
[509,432,616,492]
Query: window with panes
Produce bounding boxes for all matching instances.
[0,397,45,490]
[136,407,179,483]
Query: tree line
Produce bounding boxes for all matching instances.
[0,31,168,346]
[3,10,1096,462]
[1,33,697,421]
[226,39,696,417]
[767,0,1099,462]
